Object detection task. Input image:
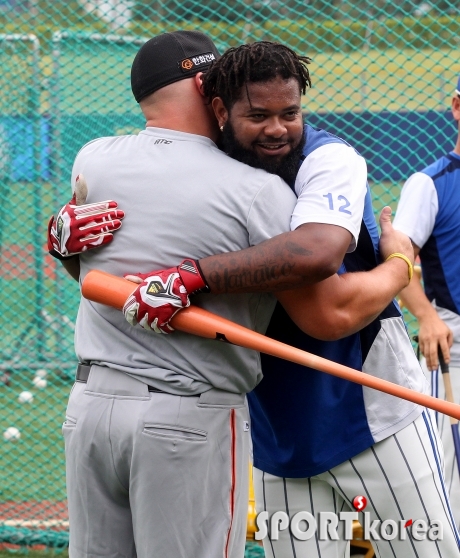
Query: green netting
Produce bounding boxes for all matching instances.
[0,0,453,552]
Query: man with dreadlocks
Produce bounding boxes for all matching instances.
[48,35,458,557]
[201,42,460,557]
[120,42,459,556]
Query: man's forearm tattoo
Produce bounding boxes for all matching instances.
[208,261,297,293]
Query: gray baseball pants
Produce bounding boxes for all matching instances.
[63,365,250,558]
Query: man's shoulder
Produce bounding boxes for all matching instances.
[403,171,435,189]
[298,125,364,178]
[419,154,454,180]
[77,134,136,157]
[304,124,357,156]
[301,124,362,170]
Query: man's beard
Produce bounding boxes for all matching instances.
[220,122,306,187]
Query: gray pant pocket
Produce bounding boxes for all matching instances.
[62,415,77,429]
[142,423,207,442]
[197,388,246,409]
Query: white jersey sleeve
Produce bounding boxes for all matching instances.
[393,172,438,249]
[290,142,367,252]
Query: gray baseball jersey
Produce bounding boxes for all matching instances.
[72,127,297,395]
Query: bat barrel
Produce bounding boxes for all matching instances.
[81,270,135,309]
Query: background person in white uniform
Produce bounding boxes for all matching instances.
[394,75,460,528]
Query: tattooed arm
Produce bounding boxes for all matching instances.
[199,222,351,294]
[199,207,413,340]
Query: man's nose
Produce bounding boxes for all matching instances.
[263,117,287,138]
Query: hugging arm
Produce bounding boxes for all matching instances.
[277,207,414,340]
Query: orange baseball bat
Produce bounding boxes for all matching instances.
[81,269,460,420]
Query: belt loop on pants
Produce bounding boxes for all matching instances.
[76,363,92,383]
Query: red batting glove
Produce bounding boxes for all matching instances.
[47,194,125,259]
[123,259,210,333]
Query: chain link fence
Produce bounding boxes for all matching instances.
[1,0,458,554]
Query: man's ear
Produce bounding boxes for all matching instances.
[212,97,229,129]
[194,72,205,96]
[452,95,460,123]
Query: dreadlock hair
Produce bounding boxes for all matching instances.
[202,41,311,109]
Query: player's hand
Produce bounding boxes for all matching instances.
[418,315,453,371]
[123,260,210,333]
[47,177,124,259]
[378,206,414,267]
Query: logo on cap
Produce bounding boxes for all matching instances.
[179,52,216,73]
[181,59,194,70]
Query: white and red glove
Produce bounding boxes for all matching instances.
[123,259,210,333]
[47,193,125,259]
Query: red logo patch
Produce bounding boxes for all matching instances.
[352,495,367,511]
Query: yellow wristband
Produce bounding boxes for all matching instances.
[385,253,414,281]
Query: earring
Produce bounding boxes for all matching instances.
[220,125,224,132]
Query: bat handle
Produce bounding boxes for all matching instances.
[438,346,460,473]
[438,346,449,374]
[413,335,420,362]
[438,346,458,426]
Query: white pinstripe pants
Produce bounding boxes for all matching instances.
[430,363,460,529]
[253,411,460,558]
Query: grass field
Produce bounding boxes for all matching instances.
[0,382,68,502]
[0,177,80,373]
[0,551,68,558]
